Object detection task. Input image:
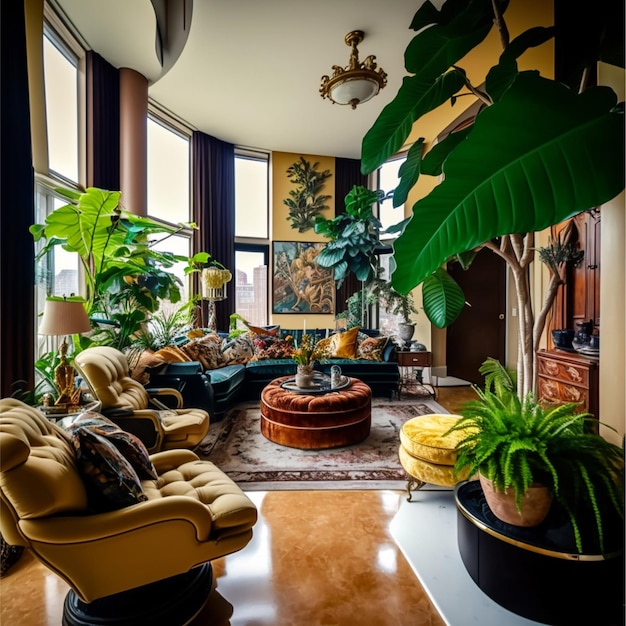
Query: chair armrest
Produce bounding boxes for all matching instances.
[146,388,183,409]
[104,409,164,453]
[21,496,214,542]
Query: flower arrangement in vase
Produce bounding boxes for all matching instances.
[292,333,319,388]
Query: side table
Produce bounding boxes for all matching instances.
[38,400,102,424]
[397,351,436,399]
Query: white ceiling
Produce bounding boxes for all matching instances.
[53,0,432,159]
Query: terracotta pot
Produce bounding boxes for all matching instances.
[479,473,553,527]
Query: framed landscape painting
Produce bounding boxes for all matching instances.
[272,241,335,314]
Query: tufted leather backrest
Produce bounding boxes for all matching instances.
[0,399,88,545]
[74,346,151,410]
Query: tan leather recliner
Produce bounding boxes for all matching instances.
[74,346,210,452]
[0,398,257,625]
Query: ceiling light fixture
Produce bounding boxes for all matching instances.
[320,30,387,110]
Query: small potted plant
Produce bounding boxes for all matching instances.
[445,358,624,554]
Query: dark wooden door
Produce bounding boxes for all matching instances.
[445,248,507,384]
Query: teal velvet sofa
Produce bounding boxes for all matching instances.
[147,328,400,420]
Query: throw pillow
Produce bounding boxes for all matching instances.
[329,326,360,359]
[70,427,148,511]
[221,334,255,364]
[66,412,157,480]
[313,336,334,359]
[154,345,192,363]
[181,336,225,370]
[245,323,280,337]
[250,336,295,360]
[356,335,389,361]
[128,349,168,385]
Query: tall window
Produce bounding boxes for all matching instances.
[377,156,409,334]
[35,17,85,358]
[234,150,269,325]
[147,112,192,303]
[43,28,79,182]
[377,156,406,235]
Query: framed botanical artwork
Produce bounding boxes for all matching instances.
[272,241,335,314]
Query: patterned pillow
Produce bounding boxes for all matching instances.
[251,336,295,360]
[70,427,148,511]
[128,349,168,385]
[181,335,225,370]
[66,411,157,480]
[356,335,389,361]
[221,334,255,364]
[313,336,334,359]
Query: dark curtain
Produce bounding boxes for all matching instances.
[334,157,368,315]
[191,132,235,331]
[86,51,120,190]
[1,1,35,397]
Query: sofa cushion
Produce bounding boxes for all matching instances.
[70,427,148,511]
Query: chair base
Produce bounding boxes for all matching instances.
[62,562,213,626]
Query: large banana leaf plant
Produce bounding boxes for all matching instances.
[361,0,625,395]
[31,186,209,351]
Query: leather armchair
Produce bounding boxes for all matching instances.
[0,398,257,625]
[74,346,210,452]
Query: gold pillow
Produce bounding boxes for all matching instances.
[330,326,360,359]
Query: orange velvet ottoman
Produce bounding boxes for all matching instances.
[260,376,372,449]
[398,413,470,501]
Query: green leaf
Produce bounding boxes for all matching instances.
[393,139,424,207]
[392,72,625,292]
[421,268,465,328]
[486,26,555,102]
[404,0,497,75]
[420,126,471,176]
[361,70,467,175]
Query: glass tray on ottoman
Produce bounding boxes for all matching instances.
[280,374,351,395]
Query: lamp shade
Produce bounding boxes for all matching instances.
[39,299,92,336]
[201,267,232,301]
[329,76,381,107]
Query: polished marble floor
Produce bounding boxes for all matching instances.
[0,386,476,626]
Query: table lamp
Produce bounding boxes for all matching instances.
[39,297,92,407]
[201,266,232,331]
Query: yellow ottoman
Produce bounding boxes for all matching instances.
[398,414,470,501]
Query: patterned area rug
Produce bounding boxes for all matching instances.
[196,398,449,490]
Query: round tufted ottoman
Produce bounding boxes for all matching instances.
[260,376,372,449]
[398,413,470,501]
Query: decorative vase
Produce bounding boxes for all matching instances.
[479,473,553,527]
[397,323,415,347]
[295,364,315,388]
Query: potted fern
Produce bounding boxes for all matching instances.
[446,359,624,554]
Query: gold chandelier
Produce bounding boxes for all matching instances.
[320,30,387,109]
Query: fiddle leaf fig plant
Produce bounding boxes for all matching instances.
[313,185,385,288]
[360,0,625,395]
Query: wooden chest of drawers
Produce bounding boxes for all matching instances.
[536,349,599,421]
